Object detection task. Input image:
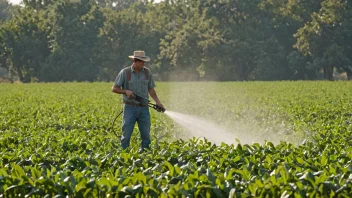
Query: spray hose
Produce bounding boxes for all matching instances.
[110,109,123,138]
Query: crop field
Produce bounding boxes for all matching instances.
[1,82,352,197]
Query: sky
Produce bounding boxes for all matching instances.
[8,0,21,5]
[8,0,162,5]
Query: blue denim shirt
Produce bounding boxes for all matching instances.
[114,65,156,104]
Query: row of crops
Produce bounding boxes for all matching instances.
[0,82,352,197]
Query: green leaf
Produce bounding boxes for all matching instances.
[296,157,305,164]
[255,179,264,188]
[163,161,174,177]
[75,178,87,192]
[137,172,147,185]
[206,169,216,185]
[0,169,8,177]
[12,164,25,178]
[31,167,41,180]
[321,155,328,166]
[98,177,111,188]
[233,156,241,163]
[266,155,272,164]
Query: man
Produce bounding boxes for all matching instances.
[112,51,164,152]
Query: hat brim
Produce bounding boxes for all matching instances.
[129,55,150,62]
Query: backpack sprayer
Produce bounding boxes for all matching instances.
[110,92,165,138]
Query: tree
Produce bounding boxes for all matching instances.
[40,0,104,82]
[110,0,145,10]
[295,0,352,80]
[97,1,164,81]
[158,0,215,80]
[159,0,291,81]
[22,0,56,9]
[1,0,351,82]
[258,0,324,80]
[0,7,50,82]
[0,0,11,24]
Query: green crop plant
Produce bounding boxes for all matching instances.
[0,82,351,197]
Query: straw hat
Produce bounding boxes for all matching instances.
[128,51,150,62]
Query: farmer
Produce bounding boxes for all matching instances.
[112,51,164,152]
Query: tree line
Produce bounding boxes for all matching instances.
[0,0,351,82]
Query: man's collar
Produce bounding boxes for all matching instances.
[131,65,145,73]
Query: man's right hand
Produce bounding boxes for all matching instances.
[125,90,135,98]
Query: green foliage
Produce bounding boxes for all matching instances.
[40,0,104,82]
[98,2,164,81]
[22,0,56,9]
[0,0,12,23]
[0,7,50,82]
[0,82,352,196]
[0,0,352,82]
[295,0,352,80]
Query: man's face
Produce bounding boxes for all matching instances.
[133,59,145,70]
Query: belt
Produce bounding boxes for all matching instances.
[123,101,148,107]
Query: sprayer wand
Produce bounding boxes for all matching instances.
[134,93,166,113]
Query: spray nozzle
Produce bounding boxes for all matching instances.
[150,104,166,113]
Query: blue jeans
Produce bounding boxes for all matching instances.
[121,104,151,150]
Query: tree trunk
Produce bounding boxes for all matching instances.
[346,69,352,80]
[323,65,334,81]
[16,67,24,82]
[236,64,251,81]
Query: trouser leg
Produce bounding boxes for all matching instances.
[121,105,137,149]
[137,106,151,150]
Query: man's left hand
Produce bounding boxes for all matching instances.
[156,103,165,109]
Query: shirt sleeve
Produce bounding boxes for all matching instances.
[148,70,156,89]
[114,70,125,87]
